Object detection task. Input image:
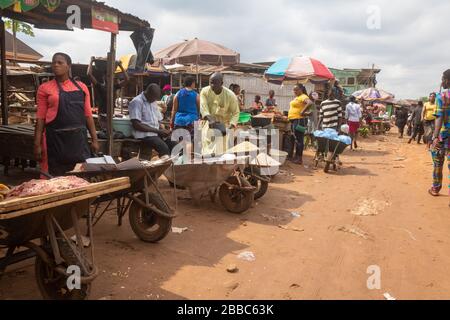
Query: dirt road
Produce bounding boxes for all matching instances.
[1,130,449,300]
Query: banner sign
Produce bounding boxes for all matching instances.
[20,0,39,12]
[0,0,17,9]
[92,7,119,34]
[40,0,60,13]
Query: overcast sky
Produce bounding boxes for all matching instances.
[16,0,450,99]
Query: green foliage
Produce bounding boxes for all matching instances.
[358,127,370,138]
[4,19,35,37]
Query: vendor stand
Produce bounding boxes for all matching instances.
[0,0,153,159]
[0,177,130,300]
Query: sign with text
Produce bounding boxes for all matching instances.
[91,7,119,34]
[40,0,60,12]
[20,0,39,12]
[0,0,17,9]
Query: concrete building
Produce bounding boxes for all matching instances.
[330,68,381,95]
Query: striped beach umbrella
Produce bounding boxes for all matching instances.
[264,56,335,84]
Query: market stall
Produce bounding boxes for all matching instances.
[0,0,153,161]
[0,176,131,300]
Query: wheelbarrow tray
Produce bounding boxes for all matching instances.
[164,161,245,196]
[316,137,349,155]
[72,160,172,195]
[0,177,130,246]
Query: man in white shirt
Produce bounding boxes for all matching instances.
[129,84,173,157]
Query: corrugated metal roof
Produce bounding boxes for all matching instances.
[1,31,43,61]
[0,0,150,32]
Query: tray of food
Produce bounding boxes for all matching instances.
[0,176,131,218]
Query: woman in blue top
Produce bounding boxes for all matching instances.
[170,76,200,135]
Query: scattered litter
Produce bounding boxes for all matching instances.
[172,227,189,234]
[278,225,305,232]
[121,286,126,289]
[111,270,130,279]
[227,264,239,273]
[70,235,91,248]
[384,293,396,301]
[237,251,256,262]
[391,227,417,241]
[291,212,302,218]
[261,214,287,222]
[351,199,390,216]
[338,226,371,240]
[225,281,240,291]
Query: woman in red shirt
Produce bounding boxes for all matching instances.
[34,53,99,176]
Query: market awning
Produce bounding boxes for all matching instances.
[0,0,150,32]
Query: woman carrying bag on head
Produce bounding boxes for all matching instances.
[34,53,99,177]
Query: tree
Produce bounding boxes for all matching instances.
[4,19,34,60]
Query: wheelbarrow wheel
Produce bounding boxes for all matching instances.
[248,176,269,200]
[219,177,254,214]
[35,239,90,300]
[129,193,172,243]
[324,162,331,173]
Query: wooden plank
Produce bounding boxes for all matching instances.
[0,183,130,221]
[0,177,130,212]
[0,177,130,214]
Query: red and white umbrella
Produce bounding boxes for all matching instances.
[264,56,335,84]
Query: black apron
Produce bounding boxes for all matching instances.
[46,79,91,176]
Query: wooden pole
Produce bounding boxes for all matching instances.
[12,23,17,61]
[1,19,8,125]
[106,33,117,156]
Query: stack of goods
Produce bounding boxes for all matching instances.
[314,128,352,145]
[6,177,90,200]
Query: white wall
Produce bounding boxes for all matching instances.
[223,73,314,112]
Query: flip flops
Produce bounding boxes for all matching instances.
[428,189,440,197]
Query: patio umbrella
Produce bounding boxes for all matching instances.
[154,38,240,66]
[264,56,335,84]
[352,88,395,101]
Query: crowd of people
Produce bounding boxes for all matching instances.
[32,52,448,204]
[393,70,450,201]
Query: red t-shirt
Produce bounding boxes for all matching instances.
[37,79,92,124]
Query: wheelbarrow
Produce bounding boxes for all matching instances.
[72,158,177,243]
[0,177,130,300]
[313,137,350,173]
[164,156,255,214]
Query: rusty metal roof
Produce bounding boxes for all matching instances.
[0,0,150,32]
[2,30,43,61]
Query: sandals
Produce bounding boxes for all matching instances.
[428,189,440,197]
